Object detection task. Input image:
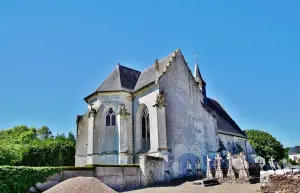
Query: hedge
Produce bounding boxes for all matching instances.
[0,166,94,193]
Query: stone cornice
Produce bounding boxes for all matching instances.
[84,91,132,103]
[132,83,156,97]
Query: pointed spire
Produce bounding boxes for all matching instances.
[193,50,205,84]
[193,50,207,105]
[194,61,202,83]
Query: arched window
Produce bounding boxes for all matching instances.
[187,160,192,170]
[141,107,150,149]
[106,108,116,126]
[196,158,201,170]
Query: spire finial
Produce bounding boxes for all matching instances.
[194,50,201,80]
[155,59,159,71]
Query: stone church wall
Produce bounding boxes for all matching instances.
[93,93,133,164]
[218,133,255,163]
[75,113,89,166]
[133,85,160,159]
[75,92,134,166]
[159,53,218,179]
[218,133,246,152]
[216,112,255,162]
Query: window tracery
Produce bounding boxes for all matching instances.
[106,108,116,126]
[141,106,150,149]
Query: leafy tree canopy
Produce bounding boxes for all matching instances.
[0,125,76,166]
[245,129,285,161]
[36,126,52,140]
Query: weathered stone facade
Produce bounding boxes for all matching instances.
[159,52,218,179]
[75,49,254,181]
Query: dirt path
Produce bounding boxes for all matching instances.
[124,182,261,193]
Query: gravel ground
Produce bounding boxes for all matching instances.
[124,182,261,193]
[44,177,116,193]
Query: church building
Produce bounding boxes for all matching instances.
[75,49,254,179]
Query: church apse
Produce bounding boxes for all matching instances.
[93,104,119,164]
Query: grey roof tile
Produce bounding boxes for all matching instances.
[206,98,247,138]
[134,50,176,91]
[96,64,141,92]
[289,146,300,155]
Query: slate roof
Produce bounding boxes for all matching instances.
[289,146,300,155]
[96,64,141,93]
[134,50,177,91]
[206,98,247,138]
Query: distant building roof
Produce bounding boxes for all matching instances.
[206,98,247,138]
[289,146,300,155]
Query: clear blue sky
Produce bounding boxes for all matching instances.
[0,1,299,147]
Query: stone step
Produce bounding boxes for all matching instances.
[193,178,220,187]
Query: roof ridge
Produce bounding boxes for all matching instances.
[140,49,178,72]
[117,63,141,73]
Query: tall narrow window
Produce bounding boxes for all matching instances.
[106,108,116,126]
[106,114,111,126]
[187,160,192,170]
[141,107,150,150]
[196,159,201,170]
[142,115,146,138]
[111,114,116,126]
[146,115,150,138]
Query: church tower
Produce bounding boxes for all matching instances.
[194,56,207,104]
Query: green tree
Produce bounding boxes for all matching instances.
[284,147,290,159]
[55,133,66,141]
[67,132,76,143]
[0,125,75,166]
[245,129,285,161]
[36,126,52,140]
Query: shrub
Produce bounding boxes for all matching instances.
[0,166,63,193]
[288,159,298,165]
[0,125,76,167]
[0,166,94,193]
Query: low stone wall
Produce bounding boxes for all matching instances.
[139,155,166,186]
[30,163,168,192]
[261,173,300,193]
[260,168,300,183]
[95,167,141,191]
[30,166,143,192]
